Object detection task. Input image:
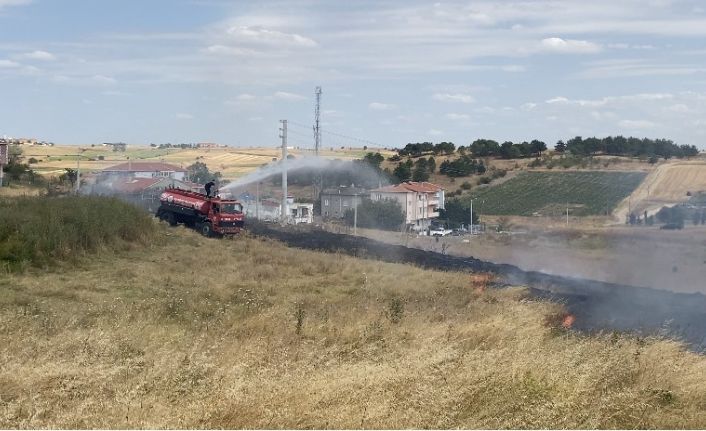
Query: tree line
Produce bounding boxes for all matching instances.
[395,136,698,160]
[556,136,698,159]
[397,142,456,157]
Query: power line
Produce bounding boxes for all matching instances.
[288,120,380,148]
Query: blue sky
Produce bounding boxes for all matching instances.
[1,0,706,148]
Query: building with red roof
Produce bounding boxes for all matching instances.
[370,181,446,231]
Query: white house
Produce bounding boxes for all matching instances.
[288,202,314,224]
[242,196,313,224]
[370,181,445,231]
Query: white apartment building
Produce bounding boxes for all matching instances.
[370,181,445,231]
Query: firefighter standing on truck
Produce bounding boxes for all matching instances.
[205,179,216,198]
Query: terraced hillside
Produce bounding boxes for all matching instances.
[464,171,647,216]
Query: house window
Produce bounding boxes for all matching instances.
[343,200,349,206]
[324,199,329,206]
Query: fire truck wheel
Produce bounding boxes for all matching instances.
[165,212,177,226]
[201,223,213,237]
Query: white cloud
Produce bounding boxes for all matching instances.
[0,0,30,9]
[432,93,475,103]
[474,106,496,114]
[21,65,40,75]
[544,93,674,107]
[501,65,526,72]
[273,91,305,101]
[0,59,20,68]
[445,113,471,121]
[101,90,127,96]
[368,102,396,111]
[92,74,117,85]
[224,93,260,106]
[428,129,444,136]
[579,59,706,78]
[619,119,656,129]
[51,75,70,83]
[204,45,258,56]
[323,109,343,118]
[539,37,602,54]
[176,113,194,120]
[226,26,317,48]
[607,43,655,50]
[21,50,55,61]
[521,102,537,111]
[666,103,691,113]
[546,96,570,104]
[590,110,618,120]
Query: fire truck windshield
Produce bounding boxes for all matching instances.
[221,203,243,214]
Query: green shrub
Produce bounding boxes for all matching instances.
[0,195,160,272]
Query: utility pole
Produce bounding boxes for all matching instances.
[76,147,82,193]
[314,86,321,156]
[470,199,474,234]
[0,143,6,189]
[353,193,358,236]
[280,120,288,225]
[313,86,323,209]
[566,202,569,226]
[255,181,260,221]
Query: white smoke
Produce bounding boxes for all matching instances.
[221,155,389,192]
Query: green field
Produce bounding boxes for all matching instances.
[464,171,647,216]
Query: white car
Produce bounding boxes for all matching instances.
[429,228,452,237]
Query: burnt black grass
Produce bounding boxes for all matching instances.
[0,195,160,272]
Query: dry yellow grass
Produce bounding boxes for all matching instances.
[22,145,393,180]
[1,228,705,428]
[613,160,706,221]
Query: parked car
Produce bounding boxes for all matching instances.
[429,227,452,237]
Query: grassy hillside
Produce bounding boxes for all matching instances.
[1,226,705,428]
[463,171,647,216]
[0,195,159,272]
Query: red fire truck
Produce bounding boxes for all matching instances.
[156,188,244,236]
